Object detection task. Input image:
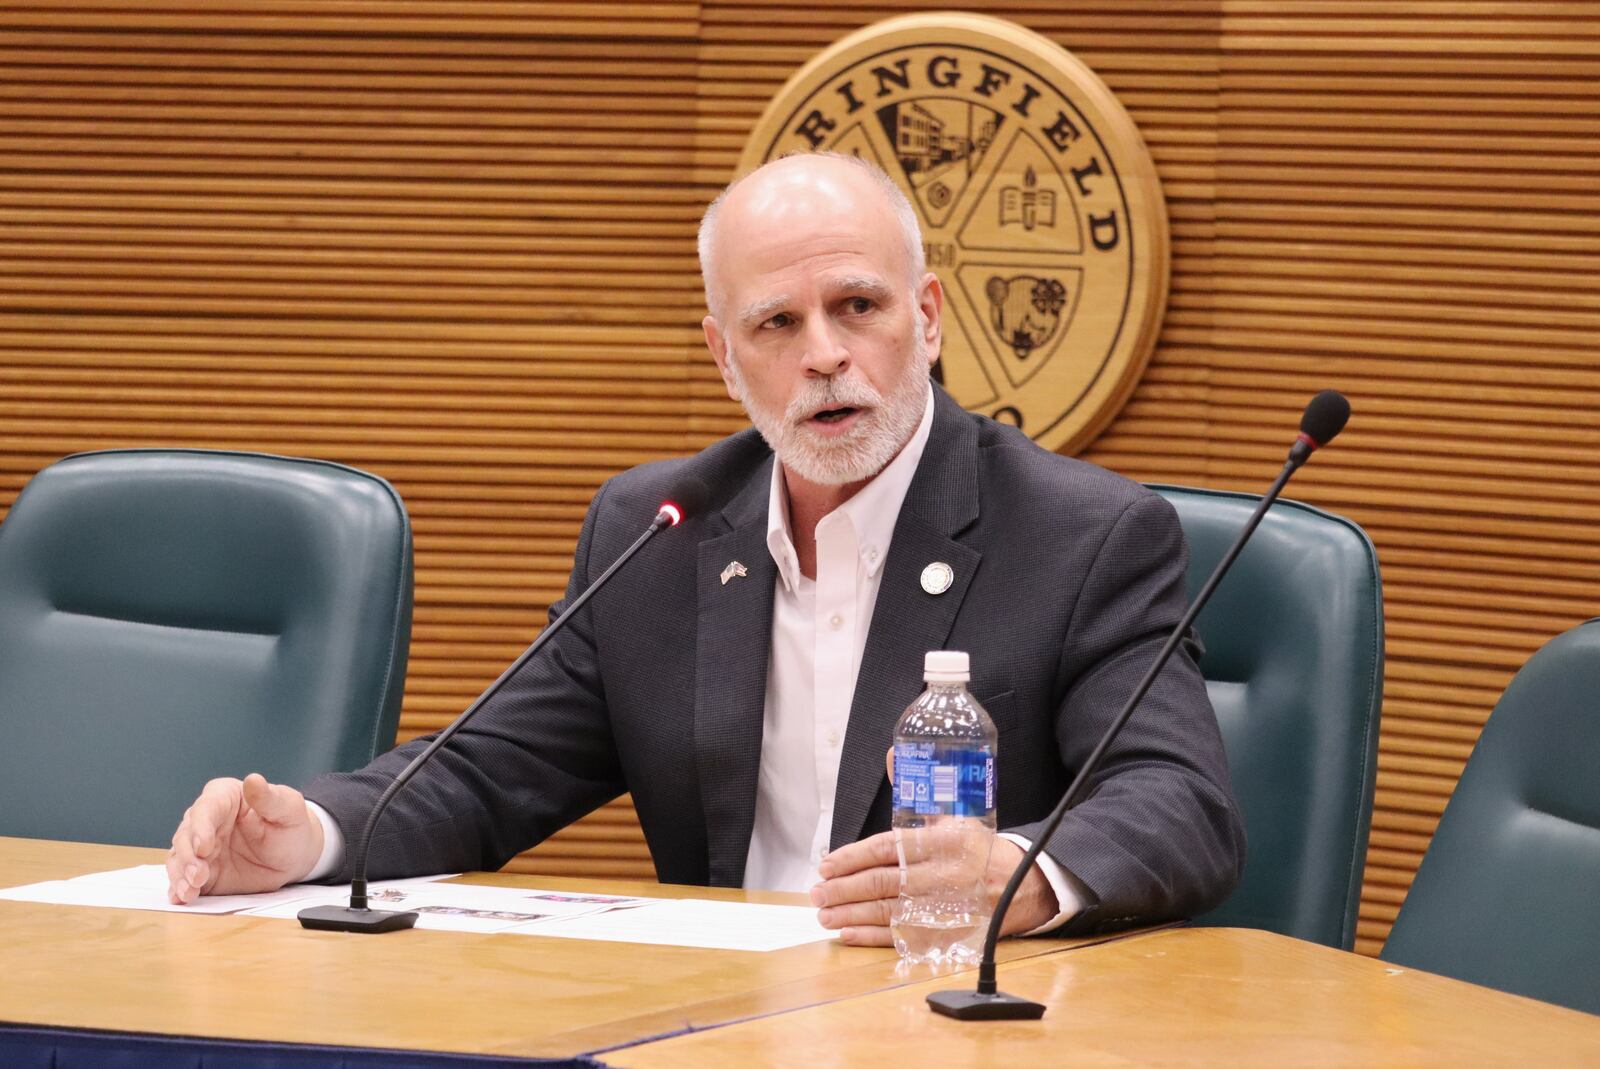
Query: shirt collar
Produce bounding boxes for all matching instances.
[765,383,935,593]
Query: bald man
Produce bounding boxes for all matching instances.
[166,154,1244,944]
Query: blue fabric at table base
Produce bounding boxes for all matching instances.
[0,1025,605,1069]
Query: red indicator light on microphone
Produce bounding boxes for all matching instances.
[655,477,707,529]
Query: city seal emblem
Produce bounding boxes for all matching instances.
[740,13,1169,455]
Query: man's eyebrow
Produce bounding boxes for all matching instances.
[828,275,894,301]
[738,294,791,326]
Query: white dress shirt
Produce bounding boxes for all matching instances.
[740,385,936,893]
[741,385,1083,934]
[312,385,1084,932]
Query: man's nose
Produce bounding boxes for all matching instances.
[799,317,850,377]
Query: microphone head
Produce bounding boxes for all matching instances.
[1299,390,1351,447]
[658,476,710,528]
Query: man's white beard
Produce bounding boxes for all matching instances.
[726,326,930,487]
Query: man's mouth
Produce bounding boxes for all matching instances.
[809,406,859,424]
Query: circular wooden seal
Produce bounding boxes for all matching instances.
[739,13,1169,455]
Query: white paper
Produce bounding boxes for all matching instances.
[0,864,456,915]
[511,898,835,952]
[0,866,830,951]
[242,883,653,934]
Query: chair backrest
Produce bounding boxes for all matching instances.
[0,449,413,847]
[1380,620,1600,1014]
[1150,485,1383,949]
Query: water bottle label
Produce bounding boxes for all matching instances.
[893,742,993,816]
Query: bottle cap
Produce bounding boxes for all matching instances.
[924,650,970,683]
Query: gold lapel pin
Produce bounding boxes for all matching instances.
[721,560,749,585]
[921,561,954,595]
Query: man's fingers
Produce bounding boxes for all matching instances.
[188,857,210,895]
[166,832,209,903]
[166,817,193,902]
[169,816,196,867]
[167,781,238,903]
[817,896,893,931]
[186,777,246,858]
[809,864,900,909]
[191,825,214,860]
[838,925,895,947]
[817,830,898,879]
[165,848,192,904]
[885,746,894,785]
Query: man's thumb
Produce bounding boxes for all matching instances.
[242,773,301,824]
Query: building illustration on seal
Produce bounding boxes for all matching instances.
[877,100,1002,222]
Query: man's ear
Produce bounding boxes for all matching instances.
[703,315,739,402]
[916,272,944,367]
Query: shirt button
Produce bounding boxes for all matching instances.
[826,730,841,747]
[867,548,879,562]
[829,614,843,630]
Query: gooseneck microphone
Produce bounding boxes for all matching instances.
[299,476,710,933]
[928,391,1351,1020]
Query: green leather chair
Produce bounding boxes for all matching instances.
[1151,485,1383,949]
[0,449,413,848]
[1381,620,1600,1014]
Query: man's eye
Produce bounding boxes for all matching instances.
[762,313,792,330]
[845,297,874,315]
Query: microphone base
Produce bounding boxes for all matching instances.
[926,988,1046,1021]
[296,904,418,933]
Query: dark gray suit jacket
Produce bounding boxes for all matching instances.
[306,386,1245,936]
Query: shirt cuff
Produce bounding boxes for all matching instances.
[997,832,1087,935]
[304,801,347,882]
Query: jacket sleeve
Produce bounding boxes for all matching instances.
[1002,493,1247,935]
[302,480,626,881]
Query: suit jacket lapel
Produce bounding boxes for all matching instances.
[695,459,777,886]
[830,388,982,849]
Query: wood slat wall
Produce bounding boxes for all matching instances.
[1203,2,1600,956]
[0,1,715,880]
[2,1,1595,957]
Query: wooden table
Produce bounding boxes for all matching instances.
[10,838,1595,1066]
[606,925,1600,1068]
[0,836,1095,1061]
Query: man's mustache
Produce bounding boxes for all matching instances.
[785,378,884,423]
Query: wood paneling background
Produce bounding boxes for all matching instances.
[1,1,1594,956]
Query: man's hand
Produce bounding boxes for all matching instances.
[165,773,324,904]
[809,747,1058,945]
[810,833,1058,946]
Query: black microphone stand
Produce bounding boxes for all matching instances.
[299,500,692,933]
[928,400,1346,1020]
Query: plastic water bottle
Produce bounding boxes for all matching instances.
[890,650,997,967]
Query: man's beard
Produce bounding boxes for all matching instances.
[726,327,930,487]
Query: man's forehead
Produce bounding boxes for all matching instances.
[717,161,898,258]
[729,155,875,214]
[708,158,910,318]
[719,215,904,307]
